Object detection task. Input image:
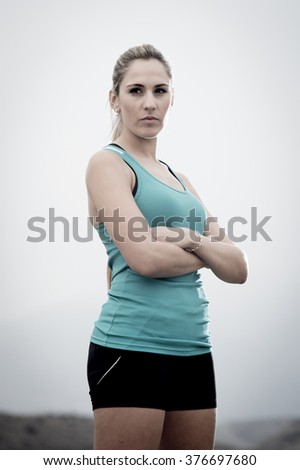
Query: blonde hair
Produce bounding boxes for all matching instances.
[110,44,172,141]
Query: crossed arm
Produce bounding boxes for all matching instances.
[86,151,248,289]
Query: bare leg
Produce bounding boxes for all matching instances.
[159,409,217,450]
[93,407,165,450]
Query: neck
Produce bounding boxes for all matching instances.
[114,129,158,161]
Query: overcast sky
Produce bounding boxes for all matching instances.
[1,0,299,425]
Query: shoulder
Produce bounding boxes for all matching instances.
[86,149,130,184]
[85,149,134,199]
[86,148,124,171]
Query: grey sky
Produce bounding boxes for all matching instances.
[1,0,299,424]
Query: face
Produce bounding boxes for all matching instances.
[110,59,173,140]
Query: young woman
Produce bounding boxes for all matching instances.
[86,44,248,450]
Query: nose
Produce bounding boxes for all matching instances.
[143,92,156,110]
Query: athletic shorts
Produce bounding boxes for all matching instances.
[87,342,217,411]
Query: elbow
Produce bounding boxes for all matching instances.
[132,264,155,278]
[128,254,157,278]
[222,267,247,284]
[220,251,248,284]
[236,268,248,284]
[234,253,249,284]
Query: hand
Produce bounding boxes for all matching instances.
[150,226,209,270]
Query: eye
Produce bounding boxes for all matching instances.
[155,88,168,94]
[129,87,143,94]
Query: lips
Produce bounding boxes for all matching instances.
[141,116,158,121]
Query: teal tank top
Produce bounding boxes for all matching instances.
[91,144,212,356]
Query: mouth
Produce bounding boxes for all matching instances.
[141,116,158,121]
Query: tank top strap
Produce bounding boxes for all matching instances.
[158,159,187,191]
[103,144,126,156]
[102,144,142,172]
[103,144,143,198]
[103,144,186,195]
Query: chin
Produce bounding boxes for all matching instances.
[139,128,164,140]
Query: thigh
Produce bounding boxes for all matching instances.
[87,343,167,449]
[94,407,165,450]
[159,408,217,450]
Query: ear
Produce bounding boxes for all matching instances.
[109,90,120,113]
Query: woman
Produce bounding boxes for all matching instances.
[86,44,248,450]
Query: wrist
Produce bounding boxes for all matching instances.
[185,231,203,253]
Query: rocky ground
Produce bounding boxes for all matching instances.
[0,414,299,450]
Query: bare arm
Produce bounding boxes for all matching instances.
[193,233,248,283]
[86,151,206,278]
[176,172,248,284]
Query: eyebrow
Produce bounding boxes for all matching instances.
[126,83,169,88]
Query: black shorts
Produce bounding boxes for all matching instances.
[87,342,217,412]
